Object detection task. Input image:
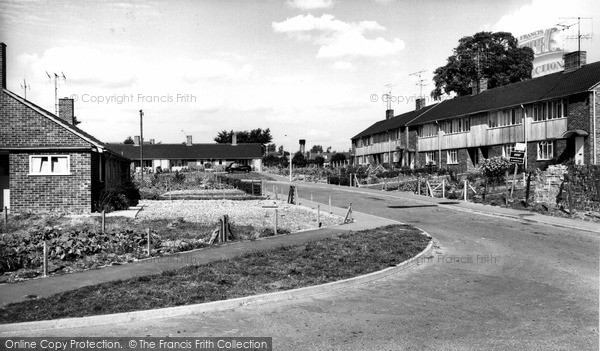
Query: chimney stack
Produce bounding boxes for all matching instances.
[386,109,394,120]
[471,78,488,95]
[0,43,6,90]
[186,135,192,146]
[232,133,237,146]
[563,51,586,73]
[134,136,140,146]
[58,98,75,124]
[299,139,306,154]
[415,98,426,111]
[149,138,155,145]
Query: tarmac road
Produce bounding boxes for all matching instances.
[14,182,600,350]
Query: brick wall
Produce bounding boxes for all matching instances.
[10,152,92,213]
[0,93,90,148]
[567,92,591,164]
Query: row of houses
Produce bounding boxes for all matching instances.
[352,51,600,172]
[0,43,263,213]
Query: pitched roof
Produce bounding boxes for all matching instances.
[351,104,437,140]
[107,143,263,160]
[4,89,128,160]
[407,60,600,125]
[352,60,600,139]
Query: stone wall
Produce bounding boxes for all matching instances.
[534,165,600,211]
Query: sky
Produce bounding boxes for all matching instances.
[1,0,598,153]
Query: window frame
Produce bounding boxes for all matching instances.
[29,155,71,176]
[425,151,436,164]
[447,149,459,164]
[537,141,554,161]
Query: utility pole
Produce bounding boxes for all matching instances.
[139,109,144,181]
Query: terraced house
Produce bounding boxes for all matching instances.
[0,43,131,213]
[352,51,600,172]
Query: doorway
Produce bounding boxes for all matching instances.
[0,153,8,210]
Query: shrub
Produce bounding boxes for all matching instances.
[478,157,511,184]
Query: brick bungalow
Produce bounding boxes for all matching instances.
[0,43,131,213]
[108,135,263,173]
[352,51,600,172]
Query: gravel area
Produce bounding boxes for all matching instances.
[137,199,342,232]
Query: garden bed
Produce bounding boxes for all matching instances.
[0,200,342,283]
[0,225,429,323]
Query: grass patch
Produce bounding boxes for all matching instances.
[0,224,429,323]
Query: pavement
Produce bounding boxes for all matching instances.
[265,172,600,234]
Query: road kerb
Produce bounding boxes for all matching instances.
[0,230,434,335]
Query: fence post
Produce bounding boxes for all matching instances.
[3,206,7,228]
[102,210,106,234]
[146,228,151,256]
[417,178,421,195]
[317,204,321,228]
[442,179,446,198]
[274,209,278,235]
[43,240,48,277]
[464,180,468,201]
[329,195,332,214]
[251,180,255,196]
[525,172,532,207]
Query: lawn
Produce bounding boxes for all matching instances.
[0,224,430,323]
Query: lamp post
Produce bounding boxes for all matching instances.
[286,134,292,182]
[139,109,144,181]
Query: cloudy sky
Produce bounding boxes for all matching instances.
[1,0,598,152]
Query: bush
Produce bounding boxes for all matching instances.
[478,157,512,184]
[95,177,140,212]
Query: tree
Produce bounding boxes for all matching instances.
[326,146,332,153]
[331,153,346,164]
[267,143,277,153]
[314,155,325,167]
[124,136,134,144]
[214,128,273,145]
[431,31,534,99]
[310,145,323,153]
[292,151,307,167]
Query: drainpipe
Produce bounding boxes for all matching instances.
[521,104,528,170]
[593,91,597,165]
[436,121,442,166]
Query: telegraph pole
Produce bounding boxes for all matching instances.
[139,109,144,181]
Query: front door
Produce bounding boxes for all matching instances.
[0,154,9,210]
[575,136,585,165]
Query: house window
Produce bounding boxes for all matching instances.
[447,149,458,164]
[537,141,554,160]
[29,155,70,175]
[418,123,438,137]
[425,151,436,164]
[534,99,567,121]
[502,144,516,158]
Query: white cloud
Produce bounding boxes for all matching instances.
[492,0,595,38]
[287,0,334,10]
[272,14,404,59]
[330,61,355,71]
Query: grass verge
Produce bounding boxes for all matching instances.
[0,224,429,324]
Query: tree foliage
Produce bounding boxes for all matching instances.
[214,128,273,145]
[314,155,325,167]
[310,145,323,153]
[124,136,134,145]
[330,153,346,164]
[431,31,534,99]
[292,151,307,167]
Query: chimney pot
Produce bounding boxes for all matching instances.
[58,98,75,124]
[386,109,394,120]
[415,98,426,111]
